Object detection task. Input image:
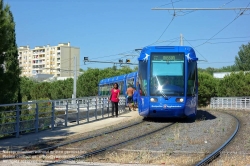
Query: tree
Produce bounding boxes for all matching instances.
[219,65,238,72]
[0,1,21,104]
[198,72,218,107]
[20,77,35,101]
[77,67,135,97]
[235,42,250,71]
[217,71,250,97]
[116,66,134,75]
[77,68,100,97]
[30,82,52,100]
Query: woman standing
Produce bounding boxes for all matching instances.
[109,83,120,117]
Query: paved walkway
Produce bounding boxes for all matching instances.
[0,110,140,151]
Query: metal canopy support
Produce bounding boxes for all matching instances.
[83,60,138,66]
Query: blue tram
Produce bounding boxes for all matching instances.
[137,46,198,119]
[98,72,137,96]
[98,45,198,119]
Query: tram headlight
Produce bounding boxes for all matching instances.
[176,98,184,102]
[150,98,158,102]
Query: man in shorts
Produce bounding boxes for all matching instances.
[126,85,134,111]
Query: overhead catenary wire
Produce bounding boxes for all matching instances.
[206,40,250,44]
[151,7,250,10]
[194,2,250,48]
[87,37,181,65]
[152,2,176,44]
[198,61,235,64]
[82,35,249,68]
[88,37,180,62]
[82,28,250,63]
[83,1,249,69]
[173,36,250,42]
[219,0,235,8]
[82,36,248,67]
[145,22,175,46]
[155,0,184,8]
[183,37,208,62]
[149,0,248,49]
[155,0,238,17]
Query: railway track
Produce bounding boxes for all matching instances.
[195,112,240,166]
[77,110,239,166]
[48,122,176,165]
[3,118,175,165]
[3,120,144,158]
[1,110,240,165]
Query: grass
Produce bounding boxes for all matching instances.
[211,154,250,166]
[84,150,205,165]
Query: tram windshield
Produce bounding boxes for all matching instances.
[150,53,185,96]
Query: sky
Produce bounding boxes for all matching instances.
[3,0,250,70]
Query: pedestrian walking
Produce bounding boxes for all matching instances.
[109,83,120,117]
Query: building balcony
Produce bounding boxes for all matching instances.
[32,68,43,70]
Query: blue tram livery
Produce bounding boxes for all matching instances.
[98,45,198,119]
[98,72,137,96]
[137,46,198,119]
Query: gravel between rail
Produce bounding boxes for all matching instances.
[83,110,237,165]
[0,109,244,166]
[208,109,250,166]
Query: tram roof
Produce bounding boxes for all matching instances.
[138,46,197,61]
[110,74,127,82]
[126,72,137,79]
[99,74,127,85]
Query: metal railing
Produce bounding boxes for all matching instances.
[210,97,250,110]
[0,96,126,138]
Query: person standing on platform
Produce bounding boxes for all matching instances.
[109,83,120,117]
[126,85,134,111]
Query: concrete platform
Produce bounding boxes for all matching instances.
[0,110,140,151]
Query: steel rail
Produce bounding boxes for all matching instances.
[195,113,240,166]
[2,120,143,160]
[47,122,176,165]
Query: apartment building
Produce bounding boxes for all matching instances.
[18,42,80,78]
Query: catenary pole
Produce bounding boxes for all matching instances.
[180,34,183,46]
[73,56,77,99]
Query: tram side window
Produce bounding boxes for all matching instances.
[119,81,124,95]
[126,78,134,88]
[102,85,106,96]
[104,84,110,95]
[108,84,111,95]
[187,62,197,96]
[138,61,148,96]
[102,85,105,95]
[99,85,104,95]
